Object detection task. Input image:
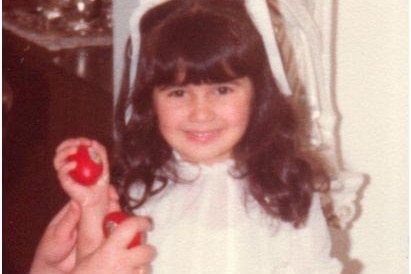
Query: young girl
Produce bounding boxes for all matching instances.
[33,0,342,273]
[112,0,342,273]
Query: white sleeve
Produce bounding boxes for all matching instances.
[288,193,342,274]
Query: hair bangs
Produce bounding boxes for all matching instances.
[146,9,255,87]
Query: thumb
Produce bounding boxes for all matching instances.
[106,217,151,249]
[54,201,81,240]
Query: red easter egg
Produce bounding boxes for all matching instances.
[103,211,143,248]
[67,145,103,185]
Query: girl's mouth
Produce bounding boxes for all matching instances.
[184,129,221,143]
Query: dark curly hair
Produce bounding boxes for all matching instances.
[113,0,329,227]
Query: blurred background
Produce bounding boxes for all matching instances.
[3,0,113,272]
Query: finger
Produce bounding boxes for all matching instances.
[134,264,153,274]
[42,202,80,267]
[90,140,107,155]
[106,217,152,249]
[55,138,82,153]
[58,163,92,203]
[48,202,74,227]
[54,136,96,170]
[56,137,92,154]
[128,245,157,267]
[53,201,81,240]
[55,138,78,153]
[90,141,110,186]
[54,146,78,170]
[57,162,78,187]
[92,142,109,172]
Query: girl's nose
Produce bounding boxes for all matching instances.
[189,95,215,122]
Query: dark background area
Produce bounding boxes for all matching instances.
[3,29,113,273]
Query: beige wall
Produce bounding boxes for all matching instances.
[113,0,137,95]
[335,1,408,273]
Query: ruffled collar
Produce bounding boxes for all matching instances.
[171,151,237,181]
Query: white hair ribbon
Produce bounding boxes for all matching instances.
[244,0,292,96]
[128,0,292,96]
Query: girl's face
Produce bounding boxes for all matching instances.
[153,77,253,165]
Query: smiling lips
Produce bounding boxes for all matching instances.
[184,129,222,143]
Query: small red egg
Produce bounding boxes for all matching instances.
[67,145,103,185]
[103,211,143,248]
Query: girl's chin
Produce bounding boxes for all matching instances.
[177,150,232,165]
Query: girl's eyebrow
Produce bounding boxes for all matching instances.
[156,84,186,91]
[215,78,245,86]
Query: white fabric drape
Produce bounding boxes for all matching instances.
[268,0,364,228]
[130,157,342,273]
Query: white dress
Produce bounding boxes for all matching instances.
[130,158,342,274]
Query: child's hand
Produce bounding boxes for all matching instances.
[72,216,156,274]
[53,138,111,207]
[54,137,119,260]
[30,201,81,274]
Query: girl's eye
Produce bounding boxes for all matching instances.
[216,86,233,95]
[168,89,186,97]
